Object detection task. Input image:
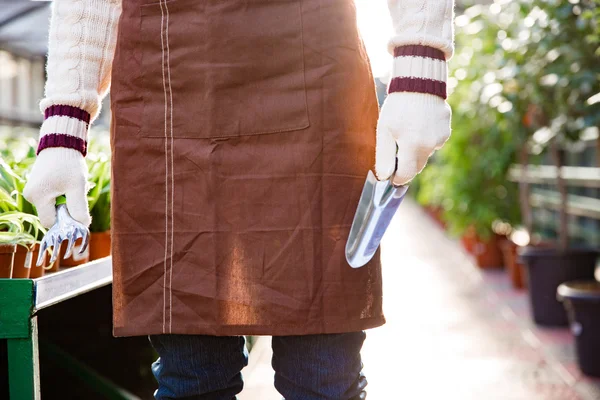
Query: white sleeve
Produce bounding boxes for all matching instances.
[39,0,122,143]
[387,0,455,60]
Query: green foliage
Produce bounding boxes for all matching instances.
[87,138,111,233]
[581,0,600,55]
[417,0,599,239]
[0,156,35,216]
[0,149,45,243]
[0,211,41,247]
[517,0,600,145]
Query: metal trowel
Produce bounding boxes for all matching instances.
[345,161,408,268]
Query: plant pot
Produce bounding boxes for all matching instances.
[424,206,446,228]
[44,249,61,273]
[59,237,90,267]
[520,247,598,326]
[0,244,16,278]
[558,281,600,377]
[500,240,526,289]
[462,229,504,269]
[461,226,477,254]
[89,231,111,261]
[12,245,32,279]
[29,243,47,279]
[474,235,504,269]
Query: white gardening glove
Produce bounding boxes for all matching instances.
[24,147,91,229]
[379,0,455,185]
[375,91,451,185]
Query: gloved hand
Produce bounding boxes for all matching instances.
[380,0,455,185]
[375,91,451,186]
[23,147,91,229]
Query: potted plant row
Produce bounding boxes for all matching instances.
[0,153,50,278]
[0,211,45,279]
[496,0,600,326]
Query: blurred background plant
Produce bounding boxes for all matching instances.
[87,136,111,234]
[414,0,600,251]
[0,210,40,248]
[0,142,45,245]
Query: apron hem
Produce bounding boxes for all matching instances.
[113,315,386,337]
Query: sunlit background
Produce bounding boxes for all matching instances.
[355,0,395,79]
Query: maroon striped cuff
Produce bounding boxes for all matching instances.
[44,104,91,124]
[37,134,87,157]
[393,45,446,61]
[388,77,447,100]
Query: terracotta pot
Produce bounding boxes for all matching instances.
[424,206,446,229]
[12,245,33,279]
[500,240,526,289]
[461,226,477,254]
[0,244,16,278]
[29,243,47,279]
[59,237,90,267]
[462,229,504,269]
[45,252,61,273]
[89,230,111,261]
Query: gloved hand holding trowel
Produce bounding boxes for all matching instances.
[347,3,453,268]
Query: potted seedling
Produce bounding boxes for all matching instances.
[0,236,17,278]
[0,153,52,276]
[0,212,40,278]
[87,152,111,260]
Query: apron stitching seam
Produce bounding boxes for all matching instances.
[165,0,175,335]
[159,0,168,334]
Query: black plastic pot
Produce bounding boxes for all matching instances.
[519,247,598,326]
[558,281,600,377]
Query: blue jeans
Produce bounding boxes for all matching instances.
[148,332,367,400]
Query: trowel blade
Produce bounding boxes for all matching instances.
[345,170,408,268]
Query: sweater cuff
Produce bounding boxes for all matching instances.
[38,104,90,156]
[388,45,448,100]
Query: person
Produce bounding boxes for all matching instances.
[24,0,454,398]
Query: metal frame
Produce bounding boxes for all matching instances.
[0,4,47,31]
[0,257,136,399]
[508,165,600,188]
[508,164,600,221]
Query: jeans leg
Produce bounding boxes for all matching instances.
[149,334,249,400]
[271,331,368,400]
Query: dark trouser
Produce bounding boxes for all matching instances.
[149,331,367,400]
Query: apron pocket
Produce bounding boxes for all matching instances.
[139,0,310,139]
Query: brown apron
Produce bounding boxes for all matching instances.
[109,0,384,337]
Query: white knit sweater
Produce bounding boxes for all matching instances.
[40,0,121,141]
[26,0,454,226]
[37,0,453,147]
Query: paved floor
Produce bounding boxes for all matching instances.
[239,199,600,400]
